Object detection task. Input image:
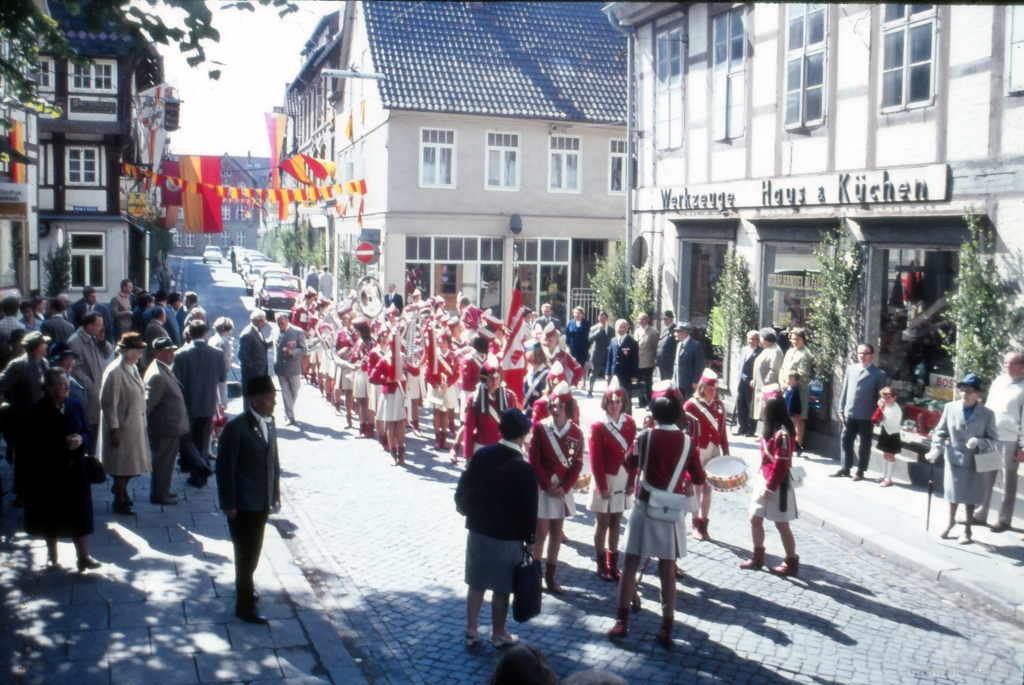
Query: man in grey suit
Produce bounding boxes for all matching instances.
[40,298,74,345]
[274,313,306,424]
[145,337,190,505]
[672,321,705,391]
[587,311,613,398]
[832,343,889,481]
[68,312,113,443]
[144,307,170,369]
[238,310,271,402]
[216,374,280,624]
[656,310,678,382]
[174,320,227,487]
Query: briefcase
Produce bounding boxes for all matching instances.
[512,549,543,623]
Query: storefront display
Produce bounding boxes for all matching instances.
[678,242,727,374]
[761,244,819,330]
[405,235,504,311]
[514,238,570,321]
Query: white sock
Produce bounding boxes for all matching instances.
[884,460,895,480]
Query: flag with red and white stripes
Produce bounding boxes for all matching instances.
[501,278,527,407]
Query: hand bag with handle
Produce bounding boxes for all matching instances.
[641,429,692,522]
[974,450,1003,473]
[512,548,543,623]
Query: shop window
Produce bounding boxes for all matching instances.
[1010,5,1024,94]
[609,140,627,193]
[881,4,936,110]
[876,248,958,435]
[479,238,503,262]
[420,128,455,187]
[70,60,116,93]
[185,233,195,248]
[656,27,684,149]
[677,243,728,375]
[67,147,98,185]
[515,238,570,322]
[761,244,819,329]
[785,4,827,128]
[713,6,747,141]
[548,136,580,192]
[69,233,105,289]
[479,264,503,312]
[486,132,518,190]
[406,235,432,261]
[406,263,430,298]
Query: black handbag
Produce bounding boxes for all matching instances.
[512,549,543,623]
[86,456,107,485]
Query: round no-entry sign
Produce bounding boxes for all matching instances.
[355,241,378,265]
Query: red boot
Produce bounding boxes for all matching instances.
[545,562,563,594]
[398,446,406,466]
[699,517,711,541]
[655,612,674,648]
[607,551,622,581]
[770,555,799,577]
[433,427,442,451]
[608,607,630,639]
[412,416,422,438]
[595,551,614,582]
[740,546,766,570]
[691,517,705,541]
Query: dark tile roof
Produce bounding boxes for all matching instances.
[363,2,626,123]
[47,3,142,58]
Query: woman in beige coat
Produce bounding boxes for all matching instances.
[99,333,150,515]
[780,328,814,452]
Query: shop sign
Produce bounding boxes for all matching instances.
[926,373,955,402]
[765,272,821,291]
[641,163,949,213]
[127,192,148,217]
[0,183,29,220]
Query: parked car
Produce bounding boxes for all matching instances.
[257,273,303,317]
[203,246,223,264]
[246,262,289,296]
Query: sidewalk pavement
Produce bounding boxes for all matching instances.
[0,431,367,685]
[575,388,1024,625]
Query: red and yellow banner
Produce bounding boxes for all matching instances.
[8,121,25,183]
[180,155,223,234]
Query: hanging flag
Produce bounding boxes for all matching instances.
[336,199,347,218]
[279,154,314,185]
[265,112,286,187]
[158,159,182,229]
[360,100,366,124]
[501,273,527,406]
[179,155,223,233]
[8,121,25,183]
[345,179,368,195]
[356,197,364,228]
[344,111,353,141]
[300,154,337,180]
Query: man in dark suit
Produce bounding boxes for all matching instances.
[40,298,75,345]
[735,330,761,436]
[604,319,639,415]
[143,306,170,369]
[587,311,613,398]
[0,331,49,505]
[70,286,114,338]
[216,374,280,625]
[145,337,190,504]
[174,320,227,487]
[673,321,706,391]
[656,310,678,382]
[384,283,404,315]
[238,309,272,405]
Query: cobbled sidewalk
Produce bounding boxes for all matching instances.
[0,428,366,685]
[268,381,1024,685]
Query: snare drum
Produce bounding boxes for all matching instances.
[704,456,749,492]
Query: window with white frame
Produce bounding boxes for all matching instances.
[185,232,195,248]
[221,233,231,247]
[236,231,246,247]
[221,205,231,221]
[37,58,54,90]
[713,7,747,141]
[656,28,683,149]
[609,140,627,193]
[785,4,827,128]
[173,230,181,247]
[66,147,98,185]
[205,234,215,247]
[420,129,455,187]
[69,233,105,289]
[881,5,936,109]
[70,61,116,93]
[1009,5,1024,93]
[486,132,519,190]
[549,136,580,192]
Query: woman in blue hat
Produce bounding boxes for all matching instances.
[927,373,999,544]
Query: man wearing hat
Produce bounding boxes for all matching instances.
[0,330,50,505]
[216,374,281,624]
[49,342,86,409]
[672,321,706,392]
[145,337,190,505]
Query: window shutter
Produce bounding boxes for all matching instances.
[713,70,728,141]
[728,71,746,139]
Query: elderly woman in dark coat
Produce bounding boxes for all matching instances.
[25,367,101,571]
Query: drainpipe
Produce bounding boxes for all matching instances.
[605,6,635,319]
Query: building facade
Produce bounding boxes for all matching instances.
[608,2,1024,443]
[311,1,627,320]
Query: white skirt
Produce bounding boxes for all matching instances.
[538,489,576,519]
[623,499,686,560]
[371,383,383,415]
[341,367,355,390]
[353,369,369,398]
[322,356,335,377]
[309,347,323,365]
[379,389,407,422]
[588,466,634,514]
[428,384,459,410]
[405,374,423,400]
[698,443,720,465]
[748,473,798,522]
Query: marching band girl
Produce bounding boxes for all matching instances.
[588,377,637,583]
[370,327,408,466]
[682,369,730,542]
[540,323,585,388]
[460,355,516,464]
[522,339,549,418]
[350,318,375,439]
[528,381,584,594]
[334,315,356,426]
[425,327,459,450]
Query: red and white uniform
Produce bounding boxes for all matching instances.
[426,348,459,410]
[529,417,584,519]
[350,338,374,399]
[588,413,638,514]
[291,303,312,332]
[759,430,793,492]
[459,350,484,391]
[548,348,584,386]
[462,386,517,460]
[750,429,797,522]
[369,356,406,422]
[683,397,730,463]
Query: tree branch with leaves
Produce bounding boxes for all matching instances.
[807,223,863,383]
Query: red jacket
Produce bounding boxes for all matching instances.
[625,425,706,494]
[589,414,638,493]
[369,357,401,394]
[683,398,730,454]
[290,304,311,332]
[528,418,584,494]
[550,349,584,386]
[463,387,517,459]
[459,351,483,391]
[426,348,458,388]
[759,430,793,492]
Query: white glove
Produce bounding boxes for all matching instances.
[966,437,979,450]
[926,448,942,464]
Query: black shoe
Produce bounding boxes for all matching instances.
[186,476,208,489]
[235,607,269,624]
[77,557,102,572]
[150,496,179,505]
[851,469,864,482]
[829,469,851,478]
[112,502,136,515]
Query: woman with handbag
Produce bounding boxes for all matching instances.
[926,373,999,544]
[682,369,729,542]
[588,377,637,582]
[25,367,101,571]
[739,390,800,575]
[608,380,705,647]
[529,381,584,594]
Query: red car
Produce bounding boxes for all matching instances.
[257,273,303,317]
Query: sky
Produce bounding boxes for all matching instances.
[157,1,341,158]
